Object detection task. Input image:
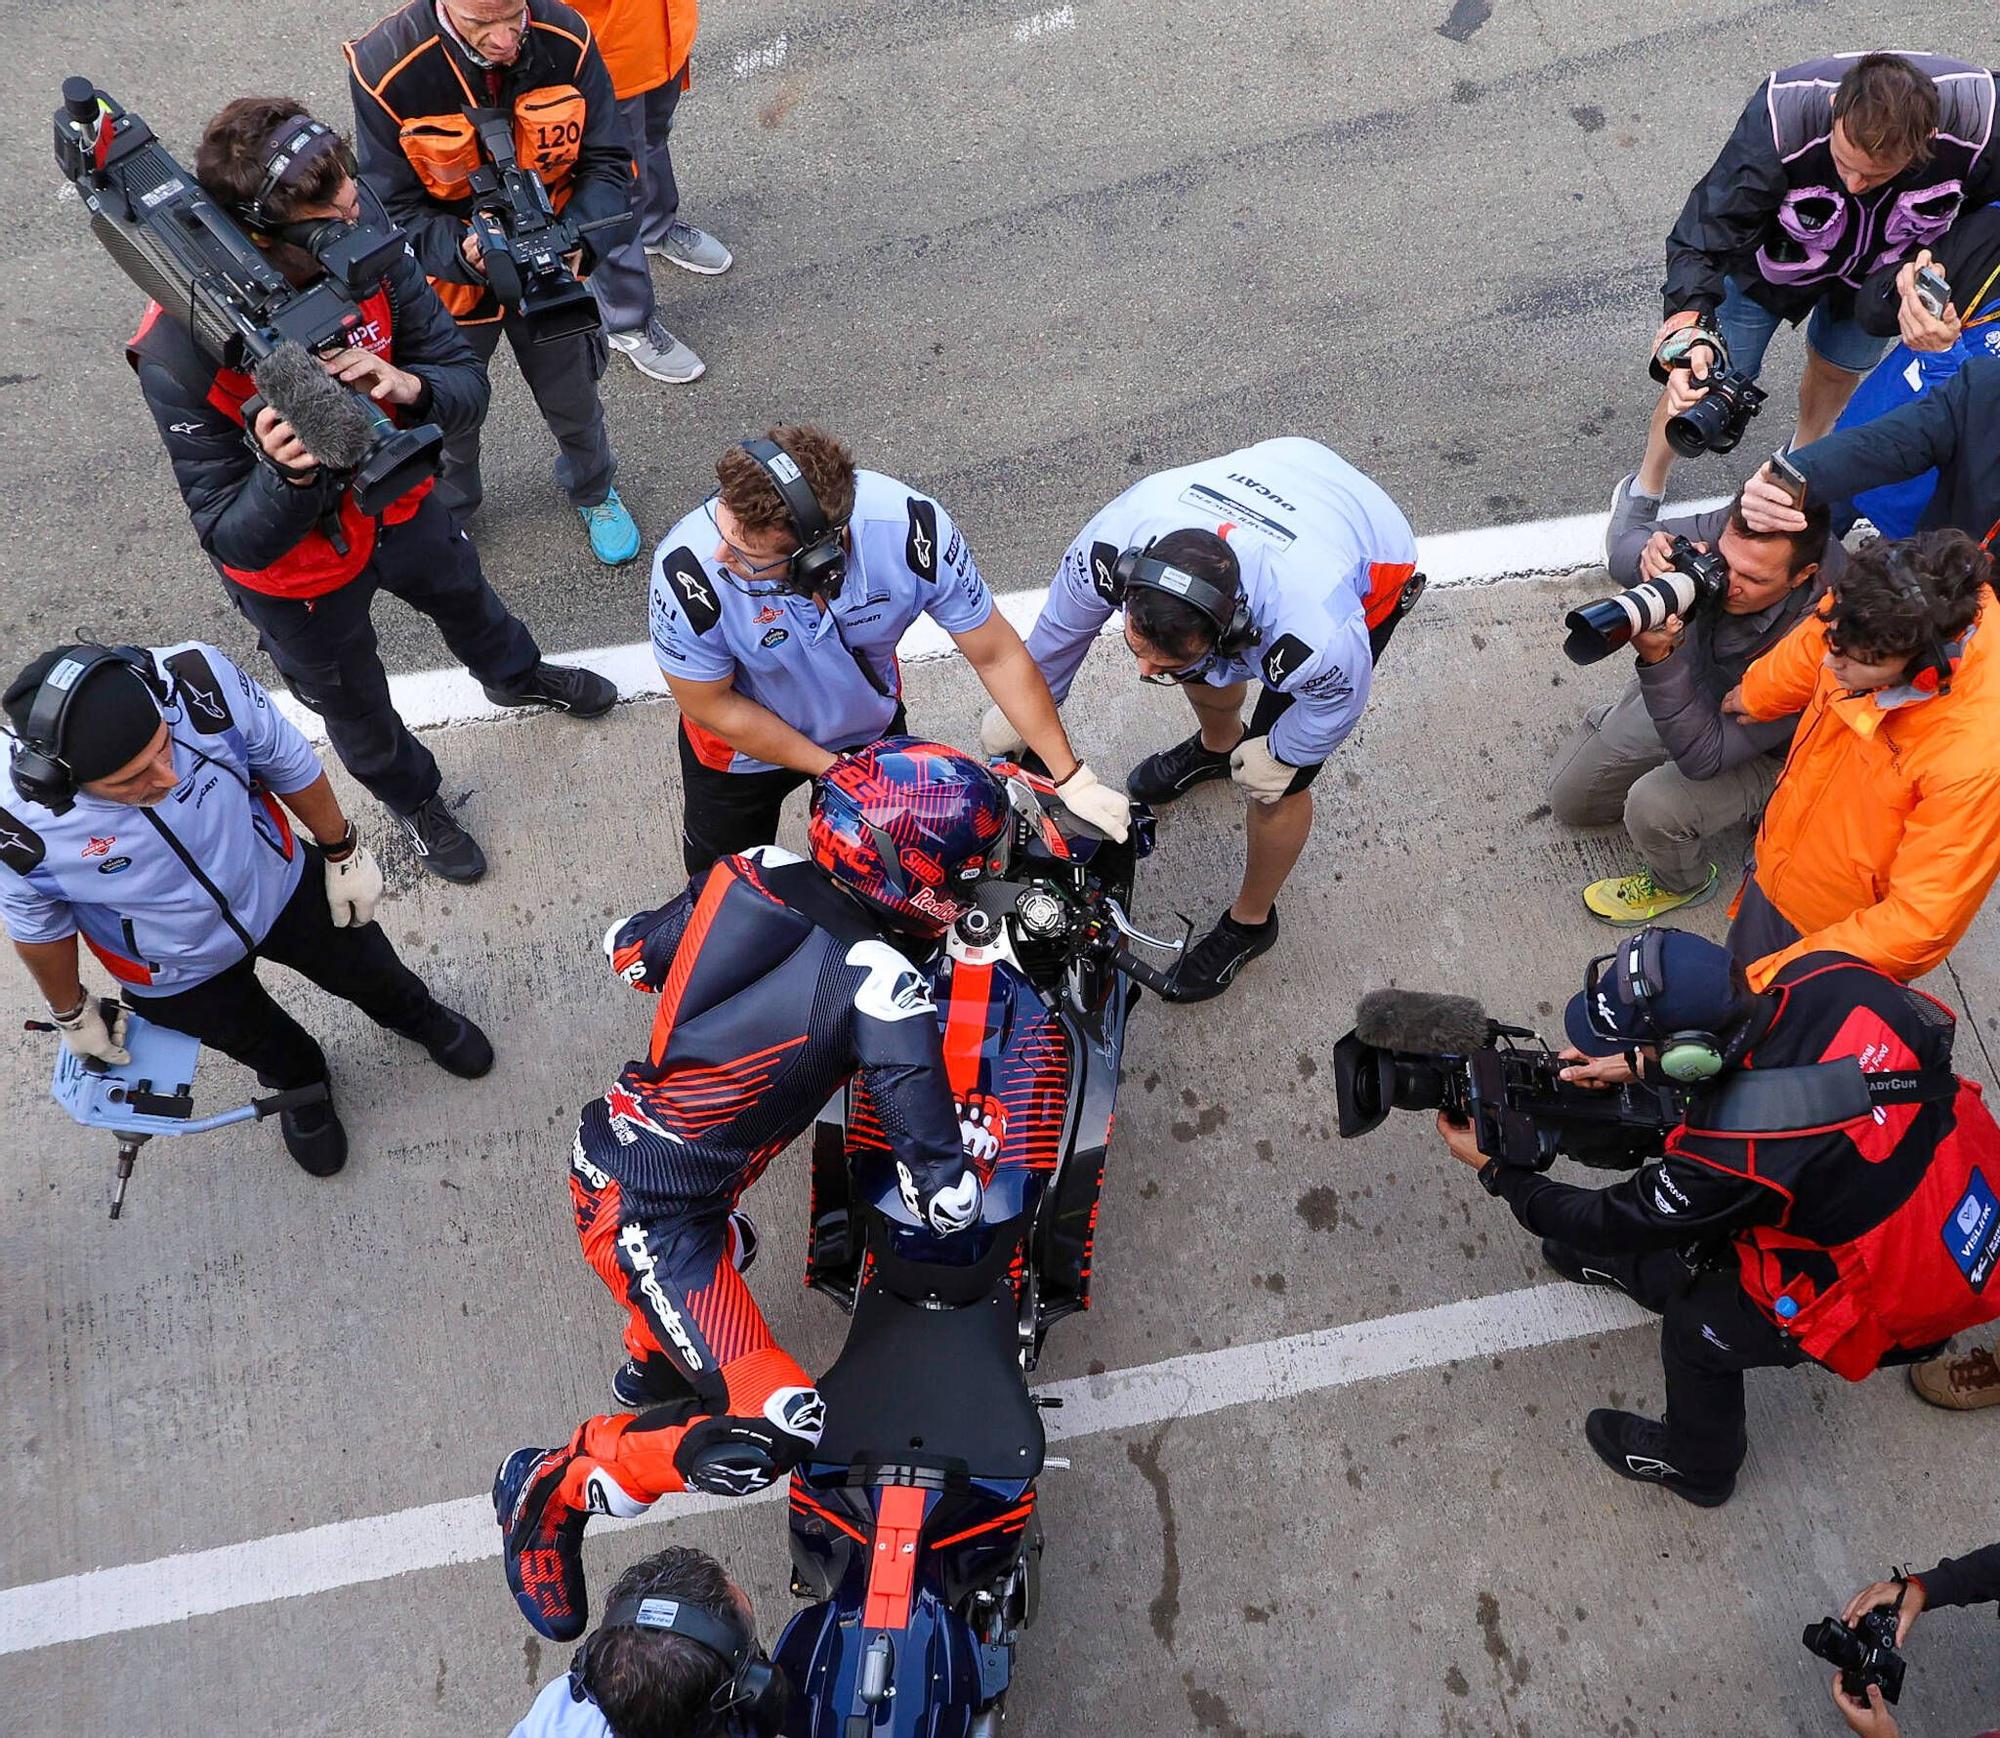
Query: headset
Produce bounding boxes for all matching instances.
[239,115,358,235]
[1110,541,1258,661]
[1618,927,1726,1083]
[568,1591,789,1735]
[738,437,850,599]
[8,645,169,817]
[1880,546,1958,696]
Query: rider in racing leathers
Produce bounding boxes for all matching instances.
[984,437,1420,1001]
[494,739,1009,1641]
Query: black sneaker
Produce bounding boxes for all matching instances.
[393,795,487,884]
[1163,907,1279,1003]
[1583,1409,1735,1508]
[1126,731,1239,805]
[403,1002,495,1078]
[1541,1238,1630,1293]
[482,661,618,719]
[280,1094,348,1176]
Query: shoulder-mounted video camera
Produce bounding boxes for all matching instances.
[464,109,625,344]
[53,77,442,515]
[1332,988,1679,1171]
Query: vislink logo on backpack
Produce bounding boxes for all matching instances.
[1945,1167,2000,1290]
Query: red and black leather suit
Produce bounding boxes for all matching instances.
[543,844,974,1519]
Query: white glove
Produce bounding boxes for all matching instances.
[323,838,384,927]
[978,705,1027,761]
[1229,734,1297,804]
[1055,763,1132,842]
[924,1170,984,1235]
[54,995,131,1067]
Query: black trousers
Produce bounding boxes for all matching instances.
[224,495,541,814]
[125,848,435,1091]
[1593,1247,1807,1480]
[677,704,908,877]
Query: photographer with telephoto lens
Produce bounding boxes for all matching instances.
[124,95,615,884]
[1431,926,2000,1508]
[1549,487,1838,925]
[1636,53,2000,500]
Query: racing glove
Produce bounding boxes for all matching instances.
[1230,734,1297,804]
[53,995,131,1067]
[322,830,384,928]
[900,1161,985,1235]
[1056,763,1132,842]
[978,704,1027,761]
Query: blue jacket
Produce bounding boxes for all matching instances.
[0,644,324,994]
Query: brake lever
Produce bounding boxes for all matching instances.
[1101,898,1190,958]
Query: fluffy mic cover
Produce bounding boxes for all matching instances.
[251,341,380,470]
[1354,988,1493,1055]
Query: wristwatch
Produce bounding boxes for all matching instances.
[320,822,358,864]
[1477,1157,1509,1197]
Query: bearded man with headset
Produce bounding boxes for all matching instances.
[0,641,491,1177]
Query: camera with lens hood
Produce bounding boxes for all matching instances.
[54,77,442,514]
[1564,534,1730,666]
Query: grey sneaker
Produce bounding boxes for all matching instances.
[648,218,733,275]
[608,316,705,383]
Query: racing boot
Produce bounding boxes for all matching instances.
[1583,1409,1735,1509]
[493,1445,595,1642]
[1163,907,1279,1003]
[280,1090,347,1177]
[1541,1238,1631,1294]
[1125,730,1239,805]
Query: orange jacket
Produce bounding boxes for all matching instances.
[567,0,696,98]
[1737,586,2000,987]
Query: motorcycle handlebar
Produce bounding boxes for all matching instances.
[1105,945,1177,997]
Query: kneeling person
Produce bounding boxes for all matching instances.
[495,741,1000,1642]
[990,437,1420,1001]
[1550,487,1838,924]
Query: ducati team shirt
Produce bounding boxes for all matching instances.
[1023,437,1418,768]
[648,470,995,773]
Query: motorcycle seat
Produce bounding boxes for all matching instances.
[814,1275,1046,1479]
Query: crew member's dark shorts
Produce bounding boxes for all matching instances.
[678,705,909,876]
[1249,574,1422,797]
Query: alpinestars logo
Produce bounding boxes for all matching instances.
[905,498,940,581]
[767,1385,827,1443]
[848,939,935,1021]
[182,684,227,724]
[617,1223,706,1372]
[660,547,722,634]
[1625,1454,1681,1480]
[581,1470,647,1517]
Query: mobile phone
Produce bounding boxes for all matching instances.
[1914,262,1951,319]
[1769,452,1809,508]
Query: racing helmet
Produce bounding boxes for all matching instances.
[809,737,1011,936]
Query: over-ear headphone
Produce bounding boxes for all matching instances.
[1621,927,1725,1083]
[568,1591,789,1735]
[739,437,849,599]
[1109,541,1258,660]
[9,645,167,817]
[1881,547,1958,696]
[240,115,357,234]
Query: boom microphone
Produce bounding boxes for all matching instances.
[251,340,381,470]
[1354,988,1493,1056]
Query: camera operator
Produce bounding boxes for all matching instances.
[132,97,617,884]
[0,642,491,1177]
[1640,53,1999,494]
[1435,926,2000,1508]
[1718,531,2000,989]
[1550,489,1839,925]
[344,0,645,566]
[1831,1553,2000,1738]
[512,1545,780,1737]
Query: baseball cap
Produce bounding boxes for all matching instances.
[1564,928,1742,1057]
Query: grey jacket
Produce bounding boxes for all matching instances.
[1604,498,1840,779]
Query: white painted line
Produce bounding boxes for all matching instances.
[267,496,1732,742]
[0,1281,1647,1654]
[1012,6,1076,42]
[731,32,788,78]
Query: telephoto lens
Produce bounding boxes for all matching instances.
[1564,571,1700,665]
[1665,369,1768,457]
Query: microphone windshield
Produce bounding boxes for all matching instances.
[1354,988,1492,1056]
[251,341,377,471]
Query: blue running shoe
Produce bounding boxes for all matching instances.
[579,487,641,566]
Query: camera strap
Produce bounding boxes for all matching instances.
[1686,1059,1957,1136]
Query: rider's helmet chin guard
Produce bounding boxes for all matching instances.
[809,737,1011,938]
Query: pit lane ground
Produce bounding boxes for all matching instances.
[6,0,1998,1730]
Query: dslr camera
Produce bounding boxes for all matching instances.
[53,78,442,515]
[1332,989,1677,1171]
[1666,367,1767,458]
[465,110,626,344]
[1802,1607,1907,1706]
[1564,534,1730,666]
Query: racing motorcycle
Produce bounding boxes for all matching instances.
[774,769,1179,1737]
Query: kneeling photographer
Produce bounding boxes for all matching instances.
[1550,489,1838,925]
[1423,928,2000,1508]
[111,95,615,882]
[1825,1548,2000,1737]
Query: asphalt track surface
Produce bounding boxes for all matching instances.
[7,1,2000,1735]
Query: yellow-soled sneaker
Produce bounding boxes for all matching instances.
[1582,864,1719,926]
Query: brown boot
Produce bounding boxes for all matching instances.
[1909,1341,2000,1410]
